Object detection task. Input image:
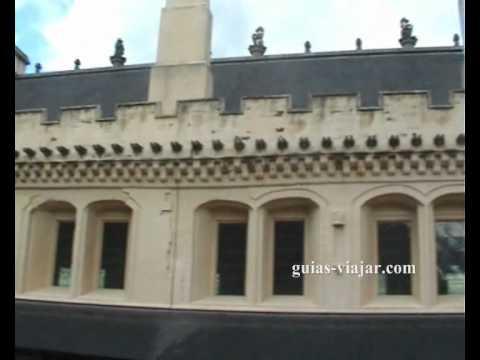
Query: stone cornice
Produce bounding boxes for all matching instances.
[15,148,465,187]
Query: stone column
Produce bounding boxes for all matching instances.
[148,0,213,115]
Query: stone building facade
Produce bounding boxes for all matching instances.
[15,1,465,359]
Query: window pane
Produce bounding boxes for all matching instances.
[274,221,304,295]
[216,223,247,296]
[377,222,412,295]
[53,221,75,287]
[436,221,465,295]
[99,222,129,290]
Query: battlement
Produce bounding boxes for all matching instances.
[15,91,464,161]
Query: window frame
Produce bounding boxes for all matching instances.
[366,208,420,305]
[92,212,132,295]
[263,204,313,303]
[51,216,76,289]
[433,207,465,304]
[211,220,248,297]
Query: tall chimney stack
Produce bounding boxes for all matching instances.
[148,0,213,115]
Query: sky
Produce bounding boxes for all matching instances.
[15,0,462,73]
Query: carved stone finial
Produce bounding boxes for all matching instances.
[356,38,362,51]
[304,41,312,54]
[110,38,126,67]
[453,33,460,47]
[74,59,81,70]
[399,18,417,48]
[35,63,42,74]
[249,27,267,57]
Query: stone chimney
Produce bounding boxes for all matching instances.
[148,0,213,115]
[15,46,30,75]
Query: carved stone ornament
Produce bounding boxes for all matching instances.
[399,18,418,48]
[249,27,267,57]
[411,134,422,147]
[110,38,127,67]
[356,38,362,51]
[366,136,377,148]
[304,41,312,54]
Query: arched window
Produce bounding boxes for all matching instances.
[81,201,132,295]
[260,198,319,300]
[24,201,76,293]
[433,194,465,297]
[192,201,250,301]
[361,194,420,303]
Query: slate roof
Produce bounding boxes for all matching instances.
[15,46,463,120]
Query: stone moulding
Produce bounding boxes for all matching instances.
[15,150,465,187]
[14,90,465,123]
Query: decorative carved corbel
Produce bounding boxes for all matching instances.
[343,136,355,149]
[57,146,70,157]
[74,145,87,157]
[433,134,445,147]
[191,141,203,153]
[366,136,377,148]
[23,148,36,158]
[111,144,124,154]
[171,141,183,153]
[234,137,245,152]
[212,140,224,152]
[389,135,400,148]
[277,137,288,151]
[150,142,162,154]
[255,139,267,151]
[299,137,310,150]
[39,147,53,157]
[322,137,333,149]
[92,144,106,156]
[411,134,422,147]
[131,143,143,154]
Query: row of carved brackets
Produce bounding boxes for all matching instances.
[16,134,465,161]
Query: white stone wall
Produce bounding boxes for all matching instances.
[14,94,465,313]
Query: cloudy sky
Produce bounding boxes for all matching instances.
[15,0,462,73]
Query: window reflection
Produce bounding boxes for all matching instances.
[436,221,465,295]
